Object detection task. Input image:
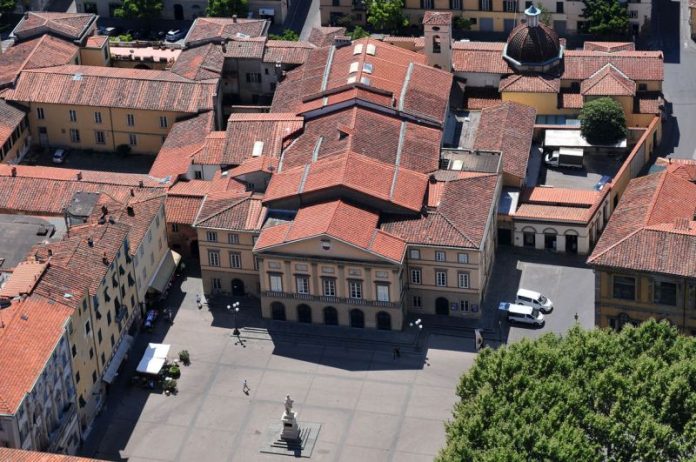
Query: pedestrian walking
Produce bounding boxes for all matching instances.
[393,346,401,359]
[242,379,250,395]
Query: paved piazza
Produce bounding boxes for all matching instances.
[81,276,477,462]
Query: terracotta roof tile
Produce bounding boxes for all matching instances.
[558,91,583,109]
[12,12,96,42]
[452,41,511,73]
[0,296,72,414]
[423,11,452,25]
[307,27,346,47]
[149,112,214,178]
[5,65,217,113]
[499,74,560,93]
[0,448,107,461]
[563,50,664,81]
[193,132,227,165]
[0,100,25,147]
[222,113,303,166]
[185,17,268,47]
[194,192,265,230]
[256,200,406,263]
[85,35,107,47]
[463,87,502,110]
[263,40,315,65]
[583,42,636,52]
[580,63,636,96]
[165,195,204,225]
[523,187,600,206]
[0,261,47,298]
[635,93,663,114]
[514,202,594,223]
[223,38,266,59]
[170,43,224,81]
[228,155,278,177]
[0,35,78,87]
[168,179,212,196]
[473,102,536,180]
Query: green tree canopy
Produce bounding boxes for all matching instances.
[580,97,628,145]
[206,0,248,18]
[113,0,163,19]
[438,321,696,462]
[581,0,629,35]
[269,29,299,41]
[366,0,407,34]
[350,25,370,40]
[0,0,17,14]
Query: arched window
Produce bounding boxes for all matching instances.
[297,304,312,323]
[349,309,364,328]
[271,302,286,321]
[323,306,338,326]
[376,311,391,330]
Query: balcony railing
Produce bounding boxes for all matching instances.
[263,291,400,309]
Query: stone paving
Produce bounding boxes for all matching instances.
[81,272,477,462]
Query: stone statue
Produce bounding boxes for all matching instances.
[284,395,294,414]
[280,394,300,441]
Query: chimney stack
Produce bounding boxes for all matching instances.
[127,206,135,216]
[232,14,237,23]
[87,237,94,247]
[76,172,82,181]
[138,180,144,188]
[11,167,16,177]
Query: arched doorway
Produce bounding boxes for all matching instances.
[376,311,391,330]
[173,3,184,20]
[543,228,557,251]
[323,306,338,326]
[231,279,245,296]
[270,302,286,321]
[565,230,578,254]
[190,240,199,259]
[297,304,312,323]
[350,309,364,328]
[435,297,449,316]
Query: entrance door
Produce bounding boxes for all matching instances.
[544,234,557,250]
[323,307,338,325]
[271,302,286,321]
[479,18,494,31]
[38,127,48,147]
[231,279,245,296]
[435,297,449,316]
[498,229,512,246]
[376,311,391,330]
[566,234,578,254]
[297,304,312,323]
[173,4,184,20]
[350,309,365,328]
[523,231,535,248]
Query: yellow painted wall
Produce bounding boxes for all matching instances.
[198,228,260,296]
[501,91,575,115]
[133,204,169,302]
[80,45,109,67]
[0,117,30,164]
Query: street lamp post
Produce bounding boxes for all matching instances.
[409,318,423,351]
[227,302,240,337]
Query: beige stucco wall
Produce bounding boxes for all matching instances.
[133,203,169,302]
[198,228,260,296]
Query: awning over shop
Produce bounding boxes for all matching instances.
[136,343,170,375]
[147,250,181,293]
[102,335,134,384]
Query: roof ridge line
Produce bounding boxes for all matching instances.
[439,210,477,247]
[644,171,670,226]
[319,45,336,92]
[587,228,642,263]
[398,62,414,111]
[195,194,249,226]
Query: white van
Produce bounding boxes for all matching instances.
[515,289,554,314]
[499,302,545,327]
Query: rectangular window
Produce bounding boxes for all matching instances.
[94,111,102,123]
[420,0,433,7]
[212,278,222,290]
[435,251,446,262]
[69,109,77,122]
[229,252,241,268]
[128,133,137,146]
[70,128,80,143]
[503,0,517,12]
[246,73,262,83]
[410,268,422,285]
[95,131,105,144]
[37,107,45,120]
[613,276,636,300]
[376,284,389,302]
[228,233,239,244]
[322,278,336,297]
[654,281,677,306]
[269,274,283,292]
[409,249,420,260]
[458,272,470,289]
[460,300,469,311]
[296,276,309,294]
[171,223,179,232]
[84,320,91,335]
[348,280,362,299]
[208,250,220,267]
[254,257,260,270]
[206,231,217,242]
[194,171,203,179]
[413,295,422,308]
[638,83,648,91]
[480,0,491,11]
[436,271,447,287]
[556,1,563,13]
[159,116,168,128]
[458,253,469,264]
[450,0,462,8]
[126,114,135,126]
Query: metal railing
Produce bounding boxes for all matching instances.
[263,291,400,309]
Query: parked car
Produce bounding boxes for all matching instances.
[99,26,118,36]
[499,302,545,327]
[515,288,554,314]
[165,29,185,41]
[544,147,584,168]
[52,149,67,164]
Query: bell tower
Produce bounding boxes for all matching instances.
[423,11,452,72]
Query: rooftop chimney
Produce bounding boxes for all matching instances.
[130,188,135,197]
[101,205,108,215]
[47,249,53,257]
[11,167,16,177]
[102,252,109,265]
[87,237,94,247]
[127,206,135,216]
[232,14,237,23]
[138,180,144,188]
[76,172,82,181]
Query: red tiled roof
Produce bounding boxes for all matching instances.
[580,64,636,96]
[0,35,78,87]
[635,93,663,114]
[452,41,511,74]
[223,37,266,59]
[0,100,25,148]
[558,92,583,109]
[279,105,442,174]
[563,50,664,81]
[423,11,452,25]
[193,132,227,165]
[150,112,215,178]
[583,42,636,52]
[307,26,346,47]
[499,74,560,93]
[263,40,315,65]
[514,202,595,223]
[265,151,428,213]
[165,195,204,225]
[85,35,107,47]
[185,17,268,46]
[5,65,217,113]
[0,448,107,462]
[222,113,303,166]
[463,87,502,110]
[381,174,499,248]
[0,261,47,298]
[170,43,224,81]
[473,102,536,181]
[12,12,96,42]
[0,296,72,414]
[588,167,696,277]
[194,191,265,231]
[168,179,212,196]
[256,200,406,263]
[523,187,600,206]
[229,155,278,177]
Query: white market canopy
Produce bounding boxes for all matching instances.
[136,343,170,375]
[544,129,627,149]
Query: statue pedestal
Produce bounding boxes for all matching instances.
[280,411,300,441]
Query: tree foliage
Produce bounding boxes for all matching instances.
[269,29,299,41]
[438,321,696,462]
[350,25,370,40]
[206,0,248,18]
[580,97,628,145]
[453,16,472,31]
[537,4,553,27]
[366,0,407,34]
[581,0,629,35]
[113,0,162,19]
[0,0,16,14]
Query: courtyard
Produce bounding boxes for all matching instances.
[22,148,155,174]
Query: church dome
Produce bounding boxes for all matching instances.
[503,6,562,71]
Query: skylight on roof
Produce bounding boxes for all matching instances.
[349,61,359,73]
[347,76,357,84]
[362,63,373,74]
[360,76,371,86]
[353,44,364,55]
[252,141,264,157]
[72,73,83,81]
[366,44,376,56]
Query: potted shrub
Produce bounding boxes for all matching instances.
[168,365,181,379]
[179,350,190,366]
[163,378,177,395]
